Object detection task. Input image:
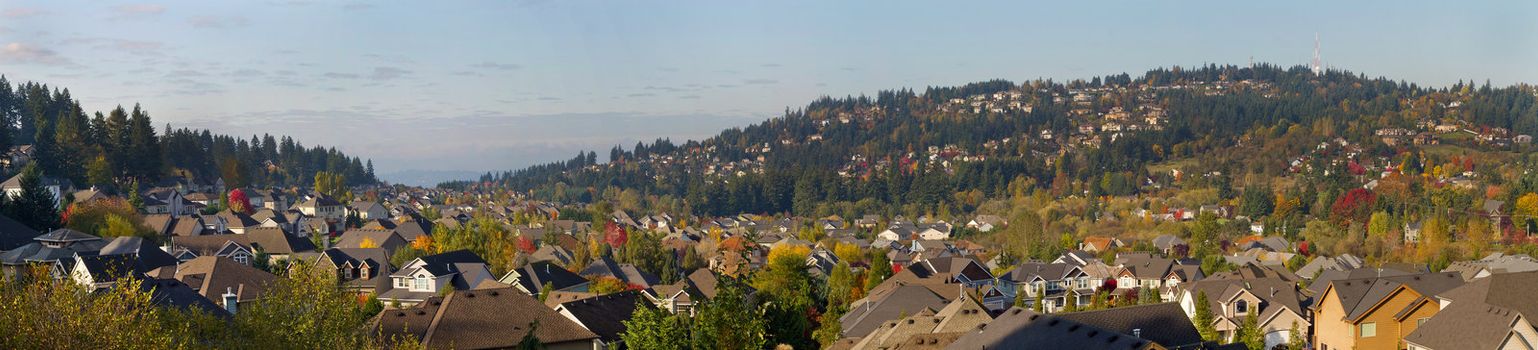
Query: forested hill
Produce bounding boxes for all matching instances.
[464,64,1538,218]
[0,75,378,190]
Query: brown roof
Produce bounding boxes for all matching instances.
[1404,270,1538,350]
[376,286,598,349]
[150,256,277,304]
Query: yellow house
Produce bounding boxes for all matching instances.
[1311,272,1464,350]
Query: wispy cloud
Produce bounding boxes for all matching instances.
[188,15,250,29]
[323,72,360,79]
[470,62,522,71]
[369,66,410,80]
[110,4,166,19]
[0,42,74,66]
[742,78,778,85]
[2,7,47,18]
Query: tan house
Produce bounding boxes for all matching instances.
[1177,271,1309,348]
[1312,272,1465,350]
[1404,270,1538,350]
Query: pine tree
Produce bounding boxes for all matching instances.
[1031,286,1045,312]
[1194,291,1218,342]
[1287,321,1306,350]
[1063,291,1078,312]
[9,165,60,231]
[1239,311,1263,350]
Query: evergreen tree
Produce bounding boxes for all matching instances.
[1063,291,1078,312]
[1239,311,1263,350]
[1287,321,1306,350]
[1031,286,1045,312]
[8,165,61,230]
[1193,291,1218,342]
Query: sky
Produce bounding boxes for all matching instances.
[0,1,1535,185]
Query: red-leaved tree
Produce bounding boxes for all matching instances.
[604,221,628,249]
[1330,188,1377,223]
[227,188,252,214]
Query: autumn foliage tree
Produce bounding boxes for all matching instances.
[1331,188,1377,223]
[604,221,629,249]
[227,188,252,214]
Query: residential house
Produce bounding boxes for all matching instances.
[335,229,409,254]
[1295,254,1366,280]
[1152,235,1187,256]
[350,201,388,220]
[1441,253,1538,281]
[1000,262,1093,312]
[1176,272,1310,348]
[553,290,648,350]
[312,247,393,295]
[1311,272,1466,350]
[644,268,721,316]
[147,256,278,312]
[845,292,994,350]
[0,171,71,207]
[499,260,589,297]
[0,229,107,277]
[374,286,601,350]
[947,303,1204,350]
[579,255,661,290]
[1079,236,1124,253]
[840,284,951,338]
[379,250,495,306]
[1403,270,1538,350]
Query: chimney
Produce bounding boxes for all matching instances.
[222,287,239,315]
[1133,329,1142,338]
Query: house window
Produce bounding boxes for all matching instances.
[343,268,353,279]
[1360,322,1377,338]
[395,278,407,288]
[1417,318,1428,327]
[233,254,249,266]
[414,276,429,291]
[1235,300,1249,314]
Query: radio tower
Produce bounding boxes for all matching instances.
[1311,33,1322,76]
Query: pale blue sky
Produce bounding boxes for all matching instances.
[0,1,1534,184]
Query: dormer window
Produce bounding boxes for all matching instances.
[414,276,429,291]
[233,254,249,266]
[1235,300,1249,314]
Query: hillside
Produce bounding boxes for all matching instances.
[466,64,1538,221]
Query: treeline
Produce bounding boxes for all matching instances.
[0,76,377,191]
[473,64,1538,217]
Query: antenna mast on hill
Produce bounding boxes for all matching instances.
[1311,33,1323,76]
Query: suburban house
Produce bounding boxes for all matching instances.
[374,286,600,350]
[845,292,995,349]
[311,247,393,295]
[1000,262,1093,312]
[1080,235,1124,253]
[147,256,278,312]
[553,290,648,350]
[349,201,388,220]
[1403,270,1538,350]
[579,255,662,290]
[948,303,1205,349]
[499,260,590,297]
[0,171,71,207]
[293,195,345,223]
[0,229,107,277]
[643,268,720,316]
[1312,272,1466,350]
[1176,271,1310,348]
[379,250,495,306]
[966,215,1007,232]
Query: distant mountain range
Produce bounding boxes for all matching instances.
[382,169,486,187]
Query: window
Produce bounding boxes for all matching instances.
[395,278,407,288]
[414,276,429,291]
[233,254,249,266]
[1235,300,1249,314]
[1360,322,1377,338]
[1417,318,1428,327]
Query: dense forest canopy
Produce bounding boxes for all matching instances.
[0,75,379,191]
